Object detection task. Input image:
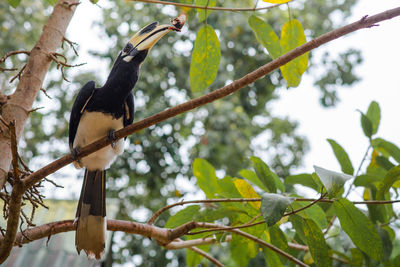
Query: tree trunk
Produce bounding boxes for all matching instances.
[0,0,79,189]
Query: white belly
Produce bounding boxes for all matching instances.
[73,111,124,171]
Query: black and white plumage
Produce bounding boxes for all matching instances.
[68,21,180,260]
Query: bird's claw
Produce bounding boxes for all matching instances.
[71,147,81,163]
[107,129,117,148]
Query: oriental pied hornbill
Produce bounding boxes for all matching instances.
[69,20,182,259]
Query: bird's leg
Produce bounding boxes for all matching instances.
[107,129,117,148]
[71,147,81,163]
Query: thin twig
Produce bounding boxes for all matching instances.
[131,0,283,12]
[62,37,79,56]
[22,7,400,191]
[148,198,262,224]
[0,51,30,63]
[230,228,309,267]
[285,193,327,217]
[9,64,26,83]
[188,246,225,267]
[0,67,17,72]
[40,88,52,99]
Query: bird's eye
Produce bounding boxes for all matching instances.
[123,43,133,54]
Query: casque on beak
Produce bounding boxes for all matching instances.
[128,22,181,52]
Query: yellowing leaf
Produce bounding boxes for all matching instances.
[233,179,261,209]
[280,19,308,87]
[190,25,221,92]
[196,0,216,22]
[263,0,291,4]
[248,15,281,59]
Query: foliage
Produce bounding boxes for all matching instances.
[161,100,400,266]
[1,0,385,266]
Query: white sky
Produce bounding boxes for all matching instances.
[59,1,400,199]
[270,1,400,173]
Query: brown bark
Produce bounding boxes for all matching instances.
[1,4,400,265]
[22,6,400,190]
[0,0,79,263]
[0,0,79,189]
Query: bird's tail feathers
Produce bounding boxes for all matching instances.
[75,169,106,260]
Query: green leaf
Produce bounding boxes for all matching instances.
[239,169,268,191]
[327,139,354,175]
[375,156,395,170]
[260,193,294,226]
[230,234,258,266]
[359,110,373,138]
[250,156,284,193]
[195,0,216,22]
[376,165,400,200]
[269,225,289,252]
[193,158,219,198]
[290,201,327,230]
[333,199,383,260]
[248,15,281,59]
[280,19,308,87]
[378,227,393,261]
[285,173,320,192]
[314,166,352,197]
[289,214,306,243]
[217,175,242,198]
[372,138,400,164]
[366,101,381,135]
[263,246,284,267]
[302,218,331,267]
[164,205,201,228]
[185,232,210,267]
[190,25,220,92]
[7,0,21,8]
[350,248,364,267]
[353,174,380,188]
[186,248,203,267]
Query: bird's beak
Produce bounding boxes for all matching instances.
[129,22,180,52]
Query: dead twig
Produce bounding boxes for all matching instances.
[0,51,30,63]
[9,64,26,83]
[62,37,79,56]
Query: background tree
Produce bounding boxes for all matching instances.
[1,0,399,267]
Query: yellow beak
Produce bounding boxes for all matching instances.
[129,22,180,51]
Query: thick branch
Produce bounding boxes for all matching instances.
[131,0,282,12]
[0,0,79,189]
[0,0,79,263]
[22,6,400,191]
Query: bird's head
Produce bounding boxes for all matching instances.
[120,21,181,64]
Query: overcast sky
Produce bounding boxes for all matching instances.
[58,1,400,199]
[270,1,400,173]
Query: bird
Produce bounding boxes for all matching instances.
[68,20,182,260]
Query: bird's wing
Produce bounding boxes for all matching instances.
[69,81,96,150]
[123,92,135,127]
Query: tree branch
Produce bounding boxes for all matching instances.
[0,0,79,189]
[148,198,262,224]
[2,5,400,264]
[131,0,282,12]
[22,6,400,193]
[148,196,400,225]
[188,246,225,267]
[0,0,79,263]
[165,235,232,249]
